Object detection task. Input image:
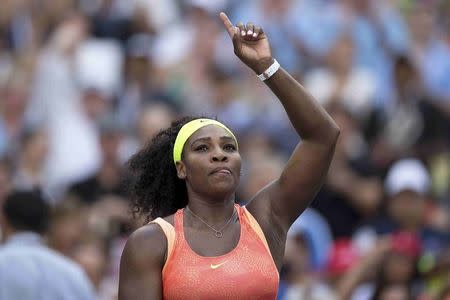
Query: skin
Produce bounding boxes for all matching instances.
[119,12,339,300]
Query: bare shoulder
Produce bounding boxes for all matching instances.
[119,221,173,299]
[122,212,177,264]
[122,223,167,269]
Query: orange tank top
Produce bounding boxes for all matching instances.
[151,204,279,300]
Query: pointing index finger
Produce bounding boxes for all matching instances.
[219,12,236,38]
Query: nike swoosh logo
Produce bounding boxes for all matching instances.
[210,261,227,269]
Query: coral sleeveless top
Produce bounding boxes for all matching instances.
[151,204,279,300]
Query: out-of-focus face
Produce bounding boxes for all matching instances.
[329,35,354,73]
[378,284,410,300]
[72,242,106,289]
[346,0,371,14]
[394,63,417,98]
[82,90,109,120]
[388,190,424,229]
[383,253,415,284]
[126,57,150,83]
[283,234,310,278]
[24,130,49,167]
[177,125,241,199]
[100,132,122,163]
[137,105,174,144]
[262,0,294,15]
[49,212,85,256]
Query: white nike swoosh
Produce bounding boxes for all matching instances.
[210,261,227,269]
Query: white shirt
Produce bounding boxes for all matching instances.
[0,232,96,300]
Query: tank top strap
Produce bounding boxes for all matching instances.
[174,208,185,237]
[241,206,272,258]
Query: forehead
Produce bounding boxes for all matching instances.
[187,125,234,144]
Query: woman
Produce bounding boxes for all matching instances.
[118,13,339,299]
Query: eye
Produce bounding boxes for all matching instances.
[194,145,208,152]
[224,144,237,151]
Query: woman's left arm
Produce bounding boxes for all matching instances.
[220,13,340,233]
[253,61,340,228]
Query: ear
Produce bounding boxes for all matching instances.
[175,161,187,180]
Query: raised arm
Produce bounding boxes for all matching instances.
[254,64,340,228]
[118,225,166,300]
[219,13,339,240]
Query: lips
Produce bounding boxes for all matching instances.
[210,167,232,175]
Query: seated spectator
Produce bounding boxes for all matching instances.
[0,190,95,300]
[279,230,338,300]
[354,159,450,266]
[287,208,334,271]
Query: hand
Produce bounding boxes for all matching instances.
[219,12,273,74]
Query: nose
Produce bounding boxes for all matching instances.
[211,148,228,162]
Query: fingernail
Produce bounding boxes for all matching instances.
[253,32,258,37]
[247,30,253,35]
[241,30,246,36]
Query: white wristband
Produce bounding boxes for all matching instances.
[257,59,280,81]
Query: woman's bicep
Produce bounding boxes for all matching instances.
[118,225,166,300]
[247,139,336,232]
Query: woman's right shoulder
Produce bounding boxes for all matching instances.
[123,213,177,262]
[122,222,168,267]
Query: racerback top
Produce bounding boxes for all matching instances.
[151,204,279,300]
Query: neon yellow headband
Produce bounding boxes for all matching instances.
[173,119,238,165]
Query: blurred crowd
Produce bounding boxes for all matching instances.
[0,0,449,299]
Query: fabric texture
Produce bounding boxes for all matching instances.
[152,204,279,300]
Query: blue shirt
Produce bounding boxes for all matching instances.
[0,232,96,300]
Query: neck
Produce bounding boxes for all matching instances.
[186,193,236,225]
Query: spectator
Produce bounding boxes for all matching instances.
[280,231,338,300]
[13,126,49,193]
[0,190,95,300]
[47,196,88,257]
[354,159,450,257]
[278,209,336,300]
[369,56,448,170]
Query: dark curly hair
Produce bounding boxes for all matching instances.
[127,116,199,222]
